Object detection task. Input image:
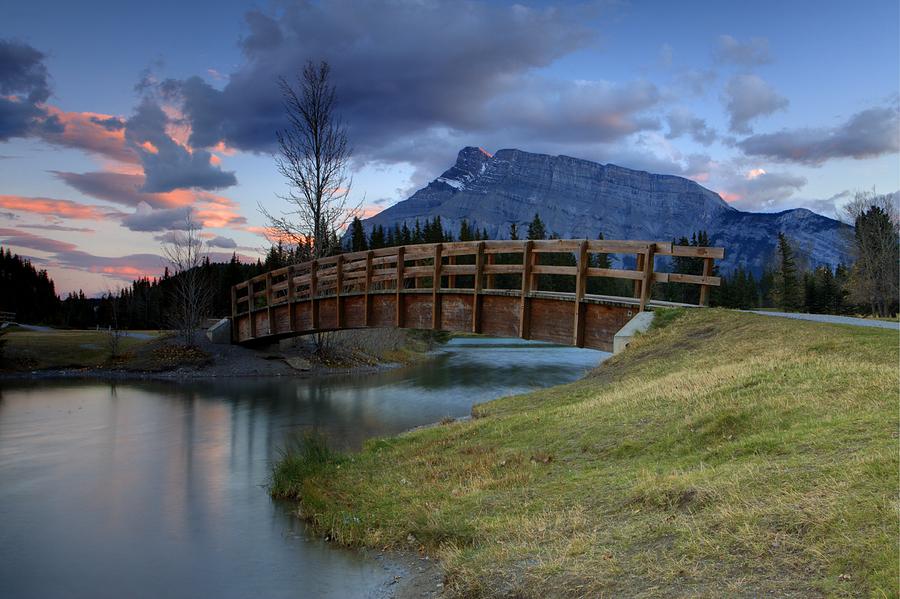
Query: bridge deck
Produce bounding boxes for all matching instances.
[231,239,724,351]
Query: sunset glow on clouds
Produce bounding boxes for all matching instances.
[2,1,899,294]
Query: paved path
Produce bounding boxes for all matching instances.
[745,310,899,330]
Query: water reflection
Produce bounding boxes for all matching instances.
[0,339,605,599]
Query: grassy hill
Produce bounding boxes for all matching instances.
[272,309,899,597]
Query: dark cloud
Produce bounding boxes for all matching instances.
[713,35,772,66]
[0,227,78,253]
[165,2,637,172]
[89,115,125,131]
[20,224,96,233]
[52,171,150,207]
[0,39,57,141]
[120,201,191,232]
[125,98,236,192]
[208,235,237,248]
[736,104,900,165]
[723,74,788,134]
[665,108,716,145]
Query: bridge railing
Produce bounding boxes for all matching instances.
[231,239,724,337]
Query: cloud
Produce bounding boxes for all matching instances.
[0,227,78,253]
[723,74,788,133]
[208,235,237,248]
[164,2,605,172]
[736,104,900,165]
[0,194,113,220]
[38,107,138,163]
[718,168,808,210]
[0,39,61,141]
[665,108,716,145]
[20,223,96,233]
[120,201,192,232]
[125,98,236,192]
[713,35,772,66]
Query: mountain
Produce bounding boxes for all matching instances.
[360,147,853,274]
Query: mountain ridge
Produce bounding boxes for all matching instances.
[359,147,853,274]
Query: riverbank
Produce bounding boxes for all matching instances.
[271,308,898,597]
[0,326,444,380]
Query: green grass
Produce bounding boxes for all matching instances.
[271,309,899,598]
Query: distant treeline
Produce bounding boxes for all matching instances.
[2,203,895,328]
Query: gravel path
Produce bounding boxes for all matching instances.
[745,310,899,330]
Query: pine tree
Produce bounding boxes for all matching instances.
[458,219,473,242]
[509,223,519,240]
[349,217,367,252]
[526,213,546,240]
[770,233,802,311]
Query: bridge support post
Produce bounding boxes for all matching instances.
[230,285,237,343]
[432,243,443,330]
[395,247,405,327]
[633,252,645,298]
[310,260,319,330]
[519,240,534,339]
[699,257,713,306]
[638,245,655,311]
[287,265,295,333]
[265,272,273,335]
[573,240,588,347]
[364,251,373,326]
[335,254,344,329]
[472,241,485,333]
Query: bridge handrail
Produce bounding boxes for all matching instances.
[231,239,724,322]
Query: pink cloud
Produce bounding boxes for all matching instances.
[40,107,138,164]
[0,194,115,220]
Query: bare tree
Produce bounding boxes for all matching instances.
[260,61,360,259]
[162,215,212,345]
[843,190,899,317]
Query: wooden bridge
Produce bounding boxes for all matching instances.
[231,239,724,352]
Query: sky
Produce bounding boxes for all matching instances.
[1,0,898,295]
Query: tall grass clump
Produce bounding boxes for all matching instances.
[271,430,341,499]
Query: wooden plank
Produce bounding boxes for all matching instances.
[335,254,344,329]
[586,240,653,253]
[519,240,534,339]
[448,255,457,288]
[574,240,588,347]
[441,264,477,275]
[265,272,273,334]
[403,265,433,277]
[633,253,645,298]
[432,243,443,329]
[364,251,373,326]
[653,271,721,286]
[586,267,645,281]
[483,263,523,275]
[531,265,577,276]
[486,253,495,289]
[483,240,526,253]
[473,241,484,333]
[286,265,295,333]
[531,239,582,252]
[395,246,405,327]
[230,285,237,342]
[658,245,725,260]
[699,257,713,306]
[639,247,655,311]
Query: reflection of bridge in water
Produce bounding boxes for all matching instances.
[231,239,724,352]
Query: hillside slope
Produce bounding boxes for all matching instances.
[273,310,898,598]
[361,147,853,274]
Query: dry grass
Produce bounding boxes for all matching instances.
[272,309,899,598]
[1,329,160,370]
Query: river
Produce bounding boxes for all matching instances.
[0,338,605,599]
